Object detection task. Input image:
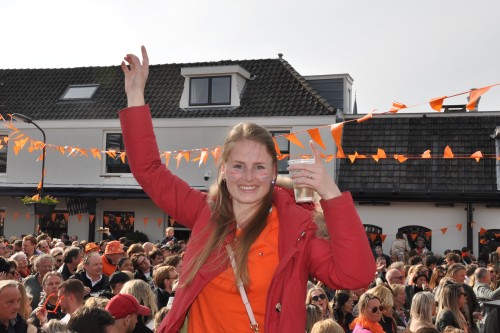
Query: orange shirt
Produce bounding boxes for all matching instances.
[188,206,279,333]
[101,254,116,277]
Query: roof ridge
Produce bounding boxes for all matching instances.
[277,57,336,113]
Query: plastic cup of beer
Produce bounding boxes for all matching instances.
[287,158,315,203]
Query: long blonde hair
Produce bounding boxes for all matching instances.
[182,122,277,286]
[120,279,158,321]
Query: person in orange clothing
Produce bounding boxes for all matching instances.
[102,241,124,277]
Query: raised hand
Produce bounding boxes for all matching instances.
[121,45,150,107]
[287,140,341,200]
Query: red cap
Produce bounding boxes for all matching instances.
[105,294,150,319]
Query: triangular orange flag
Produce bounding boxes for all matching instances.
[307,128,326,150]
[25,213,31,220]
[372,149,386,162]
[411,233,418,240]
[51,213,56,222]
[443,146,454,158]
[441,228,448,234]
[211,147,221,165]
[116,216,122,224]
[357,111,373,123]
[467,86,492,111]
[471,151,483,162]
[429,96,447,112]
[13,145,21,155]
[348,152,366,163]
[394,154,408,163]
[119,152,127,164]
[199,149,208,166]
[89,214,95,223]
[143,217,149,226]
[330,123,345,158]
[157,218,163,227]
[421,150,431,159]
[272,138,282,157]
[479,227,487,235]
[389,102,407,113]
[13,212,19,221]
[284,133,305,149]
[182,151,190,163]
[77,214,83,222]
[380,234,387,243]
[176,151,184,169]
[103,215,110,225]
[162,151,171,168]
[369,234,377,242]
[456,223,463,232]
[63,213,69,221]
[129,217,135,225]
[425,231,432,238]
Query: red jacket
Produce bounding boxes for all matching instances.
[119,105,376,333]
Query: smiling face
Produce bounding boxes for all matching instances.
[221,139,276,219]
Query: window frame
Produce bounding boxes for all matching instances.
[38,210,68,239]
[0,133,7,174]
[270,130,290,174]
[104,132,131,174]
[60,84,99,101]
[189,76,231,106]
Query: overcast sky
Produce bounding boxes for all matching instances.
[1,0,499,113]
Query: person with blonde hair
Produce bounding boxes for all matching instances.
[17,282,37,333]
[307,286,333,319]
[408,291,436,333]
[311,319,345,333]
[119,46,375,333]
[391,284,408,329]
[368,285,397,333]
[436,281,471,332]
[120,279,158,331]
[350,293,385,333]
[305,304,323,333]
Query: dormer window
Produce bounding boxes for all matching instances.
[60,84,99,101]
[180,65,250,109]
[190,76,231,106]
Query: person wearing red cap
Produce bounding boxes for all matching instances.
[102,241,125,277]
[106,294,151,333]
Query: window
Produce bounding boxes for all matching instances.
[478,229,500,264]
[364,224,383,248]
[105,133,130,174]
[39,211,68,239]
[398,225,432,251]
[189,76,231,106]
[271,131,290,174]
[103,211,135,239]
[0,134,7,173]
[60,84,99,100]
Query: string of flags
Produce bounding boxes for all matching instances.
[1,84,500,171]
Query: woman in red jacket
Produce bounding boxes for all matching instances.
[119,46,376,333]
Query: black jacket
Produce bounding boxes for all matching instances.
[153,287,171,310]
[0,314,28,333]
[69,270,110,296]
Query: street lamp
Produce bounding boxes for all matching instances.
[11,113,46,197]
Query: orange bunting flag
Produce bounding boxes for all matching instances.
[77,214,83,222]
[106,150,117,159]
[421,150,431,159]
[380,234,387,243]
[348,152,366,163]
[456,223,463,231]
[129,217,135,225]
[467,86,492,111]
[211,147,221,165]
[90,148,102,160]
[441,228,448,235]
[119,152,127,164]
[13,212,19,221]
[443,146,454,158]
[357,112,373,123]
[89,214,95,223]
[471,151,483,162]
[325,155,335,162]
[272,138,282,157]
[157,218,163,227]
[307,128,326,150]
[479,227,487,235]
[199,149,208,167]
[162,152,171,168]
[182,151,190,163]
[25,213,31,220]
[63,213,69,221]
[13,145,21,155]
[284,133,305,149]
[143,217,149,226]
[425,231,432,238]
[176,151,184,169]
[429,96,447,112]
[389,101,407,113]
[369,234,377,242]
[394,154,408,163]
[116,216,122,224]
[330,123,345,158]
[372,149,386,162]
[411,233,418,241]
[103,215,110,225]
[51,213,57,222]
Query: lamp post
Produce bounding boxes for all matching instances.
[11,113,46,197]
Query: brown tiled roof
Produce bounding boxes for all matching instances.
[338,113,500,202]
[0,58,335,120]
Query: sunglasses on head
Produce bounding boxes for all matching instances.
[311,294,327,302]
[369,306,384,313]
